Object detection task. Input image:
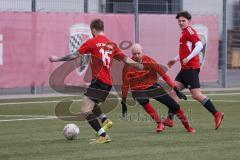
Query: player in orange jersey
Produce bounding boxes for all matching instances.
[121,43,195,133]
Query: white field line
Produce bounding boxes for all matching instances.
[0,115,78,118]
[0,117,58,122]
[1,99,239,106]
[0,99,82,106]
[201,92,240,96]
[0,115,79,122]
[0,115,55,117]
[0,92,240,106]
[0,96,239,122]
[191,99,240,103]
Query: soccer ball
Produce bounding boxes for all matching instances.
[63,123,80,140]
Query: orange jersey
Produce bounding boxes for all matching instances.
[122,55,175,98]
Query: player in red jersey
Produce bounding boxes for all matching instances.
[121,43,195,133]
[49,19,143,144]
[164,11,224,130]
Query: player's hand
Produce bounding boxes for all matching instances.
[174,87,187,100]
[121,98,128,117]
[182,57,190,65]
[48,55,59,62]
[167,60,176,68]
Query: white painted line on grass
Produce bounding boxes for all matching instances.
[0,92,240,106]
[0,117,57,122]
[203,92,240,96]
[0,99,82,106]
[0,115,55,117]
[187,99,240,103]
[0,97,239,122]
[0,115,80,122]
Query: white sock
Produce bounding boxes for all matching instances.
[99,114,107,120]
[98,128,105,136]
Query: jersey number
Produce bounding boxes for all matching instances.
[99,48,112,68]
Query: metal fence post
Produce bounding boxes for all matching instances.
[32,0,36,12]
[133,0,139,43]
[222,0,227,87]
[84,0,88,13]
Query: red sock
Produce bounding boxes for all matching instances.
[175,109,190,128]
[143,103,161,123]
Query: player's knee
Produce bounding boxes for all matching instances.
[137,99,149,106]
[191,93,202,101]
[169,90,180,103]
[191,94,197,100]
[170,102,180,113]
[161,96,180,113]
[80,105,92,114]
[81,98,95,113]
[140,102,149,106]
[170,89,176,97]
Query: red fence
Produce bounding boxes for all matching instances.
[0,12,219,88]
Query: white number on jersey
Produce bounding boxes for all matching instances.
[99,48,112,68]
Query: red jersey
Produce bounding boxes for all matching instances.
[122,55,175,98]
[179,26,201,69]
[79,35,125,85]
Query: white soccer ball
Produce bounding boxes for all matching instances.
[63,123,80,140]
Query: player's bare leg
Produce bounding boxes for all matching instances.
[81,96,111,143]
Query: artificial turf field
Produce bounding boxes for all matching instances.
[0,91,240,160]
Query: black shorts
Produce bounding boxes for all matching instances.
[84,78,112,103]
[175,68,200,89]
[132,84,166,102]
[132,84,180,112]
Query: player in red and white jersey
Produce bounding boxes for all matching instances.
[165,11,224,130]
[121,43,195,133]
[79,34,125,85]
[49,19,143,144]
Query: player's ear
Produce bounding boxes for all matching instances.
[91,29,96,36]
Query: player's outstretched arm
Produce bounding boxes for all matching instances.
[159,71,187,100]
[160,71,187,100]
[146,61,188,100]
[49,51,80,62]
[123,57,144,70]
[148,60,187,100]
[167,55,179,68]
